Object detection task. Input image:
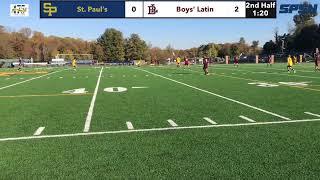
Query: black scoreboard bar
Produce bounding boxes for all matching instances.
[245,1,276,18]
[40,1,276,18]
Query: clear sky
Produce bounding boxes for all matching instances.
[1,0,319,49]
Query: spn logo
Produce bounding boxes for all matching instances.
[43,2,57,16]
[10,4,29,17]
[279,4,318,14]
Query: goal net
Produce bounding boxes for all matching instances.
[55,54,94,65]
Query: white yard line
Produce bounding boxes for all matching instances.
[33,127,45,136]
[203,117,217,124]
[83,67,104,132]
[126,122,134,130]
[136,68,291,121]
[0,70,63,91]
[239,115,256,123]
[0,118,320,142]
[304,112,320,118]
[167,119,178,127]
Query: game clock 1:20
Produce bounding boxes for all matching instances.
[245,1,276,18]
[252,10,269,17]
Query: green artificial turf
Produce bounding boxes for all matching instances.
[0,63,319,179]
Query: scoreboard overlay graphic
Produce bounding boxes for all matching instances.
[40,1,276,18]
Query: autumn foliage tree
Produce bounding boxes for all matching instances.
[0,26,95,62]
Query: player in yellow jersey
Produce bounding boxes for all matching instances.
[293,55,297,64]
[287,55,295,73]
[72,58,77,69]
[137,59,141,67]
[176,57,181,67]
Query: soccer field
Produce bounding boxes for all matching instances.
[1,63,320,179]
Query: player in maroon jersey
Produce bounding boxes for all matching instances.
[203,57,209,75]
[234,55,239,68]
[184,57,189,67]
[18,57,23,71]
[315,52,320,71]
[267,55,272,67]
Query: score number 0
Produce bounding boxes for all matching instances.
[132,6,136,12]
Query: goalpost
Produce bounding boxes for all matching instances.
[55,54,95,65]
[55,54,93,61]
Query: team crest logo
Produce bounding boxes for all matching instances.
[43,2,58,17]
[10,4,29,17]
[148,4,158,15]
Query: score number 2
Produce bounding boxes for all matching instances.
[235,6,239,12]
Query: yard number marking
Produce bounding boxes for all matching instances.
[248,82,279,87]
[279,82,310,86]
[63,88,87,94]
[104,87,127,93]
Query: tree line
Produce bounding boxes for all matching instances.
[0,25,262,63]
[0,26,149,62]
[97,28,262,63]
[0,22,312,64]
